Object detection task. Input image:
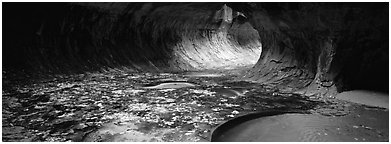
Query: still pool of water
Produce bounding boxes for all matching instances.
[212,106,388,142]
[142,81,197,89]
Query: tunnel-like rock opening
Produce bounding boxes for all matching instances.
[2,2,389,142]
[4,2,388,94]
[4,3,262,73]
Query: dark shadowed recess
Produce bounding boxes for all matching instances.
[3,2,389,93]
[230,3,388,93]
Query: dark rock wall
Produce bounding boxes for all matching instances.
[237,3,388,93]
[3,2,388,94]
[3,2,262,75]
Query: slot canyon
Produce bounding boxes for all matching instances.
[2,2,389,142]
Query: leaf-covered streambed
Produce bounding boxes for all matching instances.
[2,70,386,142]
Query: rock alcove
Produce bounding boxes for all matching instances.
[3,2,388,142]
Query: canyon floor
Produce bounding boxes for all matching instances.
[2,68,388,142]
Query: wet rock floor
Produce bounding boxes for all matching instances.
[2,69,388,142]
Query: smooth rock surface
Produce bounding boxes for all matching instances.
[335,90,389,109]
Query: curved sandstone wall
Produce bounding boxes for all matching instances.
[3,2,388,94]
[4,3,262,73]
[233,3,388,94]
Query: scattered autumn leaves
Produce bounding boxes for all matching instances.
[3,70,339,142]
